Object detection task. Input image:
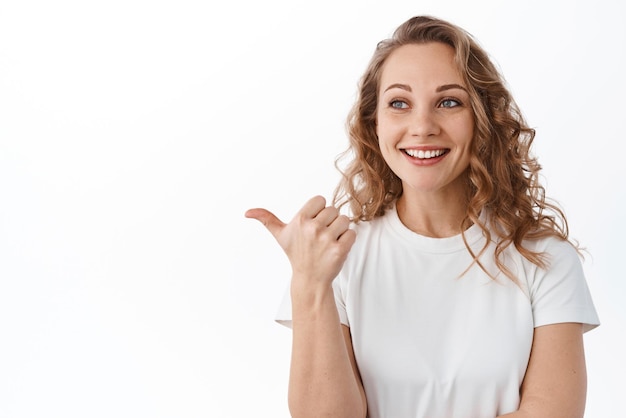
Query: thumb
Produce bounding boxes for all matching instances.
[245,208,286,239]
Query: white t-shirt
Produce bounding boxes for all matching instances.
[276,206,599,418]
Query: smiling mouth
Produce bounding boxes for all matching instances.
[402,149,449,159]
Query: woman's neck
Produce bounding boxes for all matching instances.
[396,190,470,238]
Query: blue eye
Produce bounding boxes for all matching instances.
[440,98,460,108]
[390,100,409,109]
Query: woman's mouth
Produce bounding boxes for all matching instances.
[402,149,449,159]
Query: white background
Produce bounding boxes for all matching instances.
[1,0,624,416]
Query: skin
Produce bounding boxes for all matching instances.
[498,322,587,418]
[376,43,474,237]
[246,41,588,418]
[245,197,366,418]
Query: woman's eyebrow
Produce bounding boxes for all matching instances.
[383,83,411,92]
[383,83,468,93]
[436,83,468,93]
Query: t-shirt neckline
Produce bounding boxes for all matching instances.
[383,204,486,254]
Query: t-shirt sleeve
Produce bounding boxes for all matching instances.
[332,272,350,327]
[275,283,292,328]
[274,275,350,329]
[529,239,600,332]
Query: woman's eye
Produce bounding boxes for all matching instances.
[390,100,409,109]
[440,98,461,108]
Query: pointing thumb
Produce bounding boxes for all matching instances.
[245,208,286,239]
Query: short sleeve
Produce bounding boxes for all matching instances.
[274,275,351,329]
[275,283,292,328]
[332,273,350,327]
[529,239,600,333]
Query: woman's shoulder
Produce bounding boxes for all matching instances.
[343,208,395,260]
[510,235,584,287]
[349,206,397,240]
[522,234,581,261]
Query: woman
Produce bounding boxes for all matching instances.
[246,16,599,418]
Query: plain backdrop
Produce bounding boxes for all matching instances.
[1,0,624,417]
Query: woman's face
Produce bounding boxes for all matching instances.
[376,42,474,197]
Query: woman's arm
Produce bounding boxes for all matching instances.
[246,196,366,418]
[497,322,587,418]
[342,325,368,415]
[289,282,367,417]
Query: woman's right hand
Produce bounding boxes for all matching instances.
[245,195,356,288]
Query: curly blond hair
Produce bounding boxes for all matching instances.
[333,16,573,280]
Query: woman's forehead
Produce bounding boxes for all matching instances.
[379,43,466,91]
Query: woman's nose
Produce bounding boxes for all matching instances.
[409,108,440,138]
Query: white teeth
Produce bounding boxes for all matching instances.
[405,149,445,159]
